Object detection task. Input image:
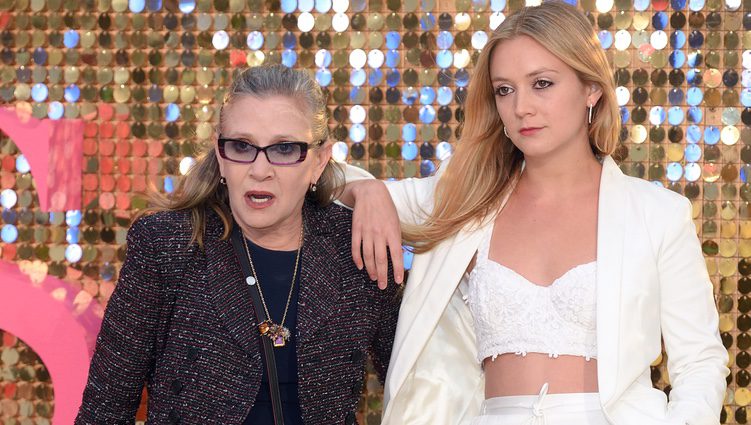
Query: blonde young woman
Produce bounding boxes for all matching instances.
[341,3,727,424]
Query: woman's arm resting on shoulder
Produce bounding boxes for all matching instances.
[75,219,166,424]
[350,180,404,288]
[338,162,442,224]
[659,197,729,425]
[339,162,445,288]
[338,163,404,288]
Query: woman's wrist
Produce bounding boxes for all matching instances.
[351,179,384,202]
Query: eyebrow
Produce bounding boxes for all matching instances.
[222,133,304,143]
[491,68,560,84]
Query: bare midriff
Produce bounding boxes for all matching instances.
[483,353,599,398]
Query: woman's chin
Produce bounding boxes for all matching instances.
[234,208,300,233]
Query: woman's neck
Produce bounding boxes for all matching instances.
[240,217,303,251]
[519,144,602,199]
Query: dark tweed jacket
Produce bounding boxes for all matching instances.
[75,201,400,425]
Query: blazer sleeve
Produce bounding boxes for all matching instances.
[659,197,729,425]
[75,218,166,424]
[341,160,448,227]
[383,175,439,227]
[368,275,402,384]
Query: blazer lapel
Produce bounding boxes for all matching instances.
[596,156,627,407]
[203,214,262,360]
[296,201,343,345]
[385,184,515,405]
[385,219,496,404]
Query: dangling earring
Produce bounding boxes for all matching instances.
[503,127,510,138]
[587,104,594,125]
[219,176,227,185]
[309,183,317,192]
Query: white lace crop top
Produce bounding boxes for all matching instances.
[466,231,598,363]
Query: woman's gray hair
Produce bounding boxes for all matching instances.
[219,65,330,145]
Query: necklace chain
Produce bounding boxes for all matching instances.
[241,225,303,346]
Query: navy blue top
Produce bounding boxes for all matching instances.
[243,237,303,425]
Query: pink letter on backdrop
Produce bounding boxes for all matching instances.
[0,259,103,425]
[0,107,83,211]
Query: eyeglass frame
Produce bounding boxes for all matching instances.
[217,136,324,165]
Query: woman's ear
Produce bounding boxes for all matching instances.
[214,136,225,178]
[588,83,603,107]
[313,142,333,183]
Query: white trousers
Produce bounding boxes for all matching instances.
[470,384,611,425]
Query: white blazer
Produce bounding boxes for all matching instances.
[345,156,728,425]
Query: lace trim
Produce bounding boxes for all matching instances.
[468,230,598,364]
[481,344,597,362]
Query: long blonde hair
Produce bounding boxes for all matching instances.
[404,2,620,252]
[142,65,343,247]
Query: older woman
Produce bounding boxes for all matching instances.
[75,65,400,425]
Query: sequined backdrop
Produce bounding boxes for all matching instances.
[0,0,749,423]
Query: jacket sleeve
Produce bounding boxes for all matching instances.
[383,175,439,227]
[340,160,448,227]
[659,197,729,425]
[368,267,402,384]
[75,217,166,424]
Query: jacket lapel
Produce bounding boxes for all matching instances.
[384,226,487,406]
[203,212,261,360]
[385,185,515,406]
[596,156,627,407]
[296,201,343,345]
